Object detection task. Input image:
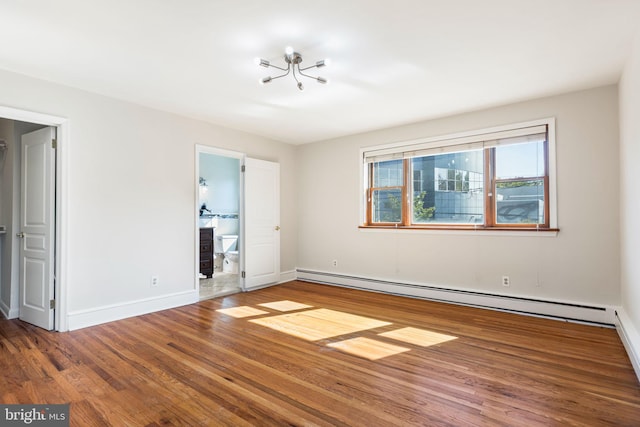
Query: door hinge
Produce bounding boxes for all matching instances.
[241,271,246,278]
[52,139,57,149]
[241,165,246,172]
[49,299,55,309]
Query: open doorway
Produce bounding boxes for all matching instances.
[196,146,244,300]
[0,106,68,331]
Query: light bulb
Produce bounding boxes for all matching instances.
[285,46,294,55]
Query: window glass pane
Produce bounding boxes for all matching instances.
[496,179,544,224]
[413,150,484,224]
[373,160,403,187]
[495,141,544,179]
[372,189,402,223]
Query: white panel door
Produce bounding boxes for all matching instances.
[19,127,55,330]
[244,158,280,290]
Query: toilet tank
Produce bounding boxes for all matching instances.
[216,217,238,235]
[215,235,238,253]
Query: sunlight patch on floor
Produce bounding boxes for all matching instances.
[328,337,411,360]
[216,306,269,318]
[258,300,313,312]
[217,301,459,360]
[378,327,458,347]
[249,308,391,341]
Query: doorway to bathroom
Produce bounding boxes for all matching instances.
[196,146,243,300]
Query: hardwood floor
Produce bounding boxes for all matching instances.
[1,281,639,426]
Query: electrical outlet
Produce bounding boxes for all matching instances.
[332,259,338,267]
[502,275,510,287]
[151,276,159,287]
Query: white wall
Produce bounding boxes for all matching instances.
[297,86,620,308]
[619,32,640,378]
[0,69,297,328]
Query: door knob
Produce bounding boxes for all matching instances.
[16,232,25,238]
[275,226,281,231]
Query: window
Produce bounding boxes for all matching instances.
[362,120,555,230]
[370,160,404,223]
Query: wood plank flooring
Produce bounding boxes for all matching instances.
[1,280,639,426]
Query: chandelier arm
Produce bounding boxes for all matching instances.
[297,68,322,80]
[269,68,291,81]
[292,66,302,83]
[298,64,319,72]
[292,66,306,90]
[267,63,289,72]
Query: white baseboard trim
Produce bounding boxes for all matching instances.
[615,308,640,382]
[67,290,199,331]
[0,300,18,319]
[279,270,297,284]
[296,269,616,326]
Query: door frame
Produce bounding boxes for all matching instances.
[194,144,245,292]
[0,105,68,331]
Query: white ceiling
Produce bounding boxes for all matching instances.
[1,0,639,145]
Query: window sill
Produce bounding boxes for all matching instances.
[358,225,559,237]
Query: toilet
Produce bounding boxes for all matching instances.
[215,235,239,273]
[223,250,239,273]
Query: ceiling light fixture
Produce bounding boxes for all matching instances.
[255,46,330,91]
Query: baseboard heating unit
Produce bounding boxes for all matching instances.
[296,269,616,327]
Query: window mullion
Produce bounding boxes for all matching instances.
[366,164,373,225]
[403,158,410,226]
[366,187,372,225]
[484,148,495,227]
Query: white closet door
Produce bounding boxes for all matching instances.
[19,127,55,330]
